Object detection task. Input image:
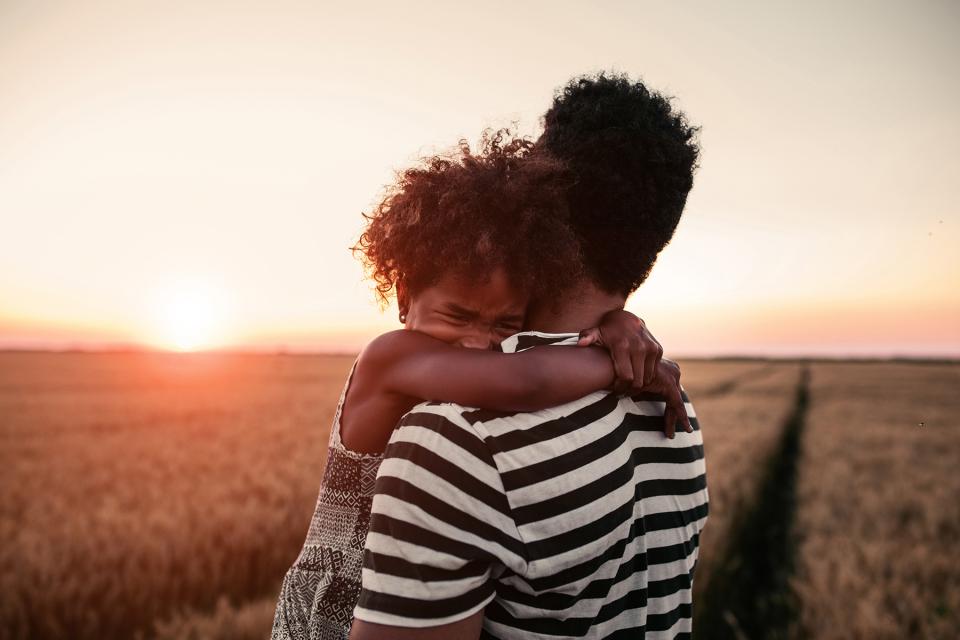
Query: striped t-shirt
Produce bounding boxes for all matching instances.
[353,332,709,639]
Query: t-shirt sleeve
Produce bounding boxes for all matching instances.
[352,403,525,627]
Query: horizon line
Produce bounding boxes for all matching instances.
[2,345,958,365]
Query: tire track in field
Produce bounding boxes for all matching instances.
[694,365,809,639]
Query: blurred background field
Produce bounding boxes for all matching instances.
[1,352,957,639]
[791,363,960,639]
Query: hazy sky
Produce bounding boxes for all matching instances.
[1,0,958,356]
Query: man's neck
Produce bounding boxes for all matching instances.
[526,279,627,333]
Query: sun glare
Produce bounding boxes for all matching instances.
[149,283,225,352]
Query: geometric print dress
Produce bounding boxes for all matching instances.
[271,362,384,640]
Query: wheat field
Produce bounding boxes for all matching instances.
[789,362,960,639]
[0,351,354,640]
[1,352,957,639]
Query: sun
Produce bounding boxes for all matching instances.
[149,282,225,352]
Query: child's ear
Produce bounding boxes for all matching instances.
[396,281,410,319]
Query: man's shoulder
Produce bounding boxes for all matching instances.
[409,383,697,425]
[404,399,483,430]
[395,400,497,462]
[383,402,507,501]
[458,390,612,427]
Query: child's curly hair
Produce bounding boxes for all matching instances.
[353,129,582,308]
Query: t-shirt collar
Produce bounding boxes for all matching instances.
[499,331,581,353]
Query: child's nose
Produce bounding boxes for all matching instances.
[458,331,495,350]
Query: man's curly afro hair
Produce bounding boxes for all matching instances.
[353,129,582,309]
[537,71,701,296]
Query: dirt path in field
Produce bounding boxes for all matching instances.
[695,365,809,639]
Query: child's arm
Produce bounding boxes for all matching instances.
[360,329,616,413]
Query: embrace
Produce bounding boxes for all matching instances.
[271,72,708,639]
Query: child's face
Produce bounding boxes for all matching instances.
[403,267,528,350]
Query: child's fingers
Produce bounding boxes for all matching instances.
[629,348,647,395]
[644,341,663,386]
[672,391,692,433]
[664,407,677,439]
[610,346,635,394]
[668,386,689,436]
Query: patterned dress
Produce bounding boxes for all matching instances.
[271,363,384,640]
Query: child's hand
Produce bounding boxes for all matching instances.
[578,309,663,394]
[642,358,692,439]
[579,310,691,438]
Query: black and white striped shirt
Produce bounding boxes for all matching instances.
[353,332,709,639]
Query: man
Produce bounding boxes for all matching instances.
[350,72,707,639]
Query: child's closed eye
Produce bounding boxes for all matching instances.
[440,312,470,325]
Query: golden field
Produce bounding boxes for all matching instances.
[1,352,957,639]
[790,362,960,639]
[0,351,355,640]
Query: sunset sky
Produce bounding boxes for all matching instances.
[1,1,957,357]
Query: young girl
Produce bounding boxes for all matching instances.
[271,132,688,640]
